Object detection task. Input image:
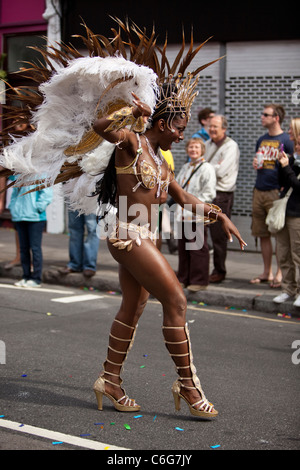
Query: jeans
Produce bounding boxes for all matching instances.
[276,216,300,297]
[68,210,99,272]
[15,220,46,283]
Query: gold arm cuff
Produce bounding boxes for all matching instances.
[104,106,145,133]
[205,204,222,224]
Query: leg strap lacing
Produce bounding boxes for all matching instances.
[99,318,138,408]
[162,323,208,404]
[114,319,135,330]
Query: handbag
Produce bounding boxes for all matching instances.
[265,173,300,233]
[265,193,290,234]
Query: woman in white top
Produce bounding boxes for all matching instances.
[175,138,216,291]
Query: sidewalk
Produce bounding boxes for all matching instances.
[0,227,299,318]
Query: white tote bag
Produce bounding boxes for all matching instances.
[266,173,300,234]
[265,192,291,234]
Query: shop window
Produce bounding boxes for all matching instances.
[6,34,46,73]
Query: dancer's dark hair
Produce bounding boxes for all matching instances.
[94,148,117,220]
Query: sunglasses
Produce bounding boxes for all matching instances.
[261,112,275,118]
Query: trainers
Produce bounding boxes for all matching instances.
[273,292,293,304]
[293,295,300,307]
[25,280,41,288]
[14,279,27,287]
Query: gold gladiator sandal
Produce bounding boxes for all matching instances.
[162,323,218,419]
[93,319,140,412]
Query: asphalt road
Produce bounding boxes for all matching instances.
[0,279,299,454]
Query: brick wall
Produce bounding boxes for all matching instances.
[170,40,300,222]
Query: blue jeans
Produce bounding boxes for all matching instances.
[68,210,99,272]
[15,221,46,283]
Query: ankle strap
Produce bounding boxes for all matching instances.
[164,339,188,345]
[110,333,132,342]
[115,319,135,330]
[108,345,129,355]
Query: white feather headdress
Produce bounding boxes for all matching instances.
[0,19,220,213]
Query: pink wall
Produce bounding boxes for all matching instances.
[0,0,47,52]
[1,0,47,25]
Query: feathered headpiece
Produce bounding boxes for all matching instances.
[0,18,220,213]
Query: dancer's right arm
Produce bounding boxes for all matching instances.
[93,92,151,149]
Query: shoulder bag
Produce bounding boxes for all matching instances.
[265,173,300,233]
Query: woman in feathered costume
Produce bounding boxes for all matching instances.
[0,19,246,418]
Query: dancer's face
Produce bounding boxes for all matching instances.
[159,115,187,151]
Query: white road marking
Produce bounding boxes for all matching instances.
[0,418,129,450]
[0,282,73,295]
[51,294,104,303]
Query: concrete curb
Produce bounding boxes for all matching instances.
[1,261,299,318]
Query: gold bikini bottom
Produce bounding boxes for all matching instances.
[109,220,158,252]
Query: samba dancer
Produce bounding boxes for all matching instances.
[92,85,246,418]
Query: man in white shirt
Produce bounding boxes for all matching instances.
[204,115,240,283]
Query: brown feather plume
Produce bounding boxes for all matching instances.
[0,17,221,190]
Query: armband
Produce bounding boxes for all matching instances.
[104,106,145,133]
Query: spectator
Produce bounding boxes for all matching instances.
[273,119,300,306]
[192,107,215,142]
[250,104,294,287]
[9,183,53,288]
[204,115,240,283]
[59,209,99,277]
[175,137,216,291]
[158,149,177,253]
[2,119,30,269]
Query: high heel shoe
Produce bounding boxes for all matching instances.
[93,318,140,412]
[163,323,218,419]
[172,379,218,418]
[93,376,140,412]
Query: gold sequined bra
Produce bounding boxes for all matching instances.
[115,134,174,194]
